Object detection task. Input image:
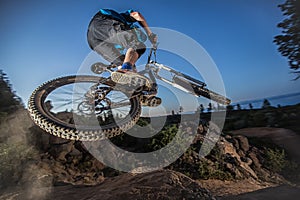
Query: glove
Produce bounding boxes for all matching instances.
[149,33,157,45]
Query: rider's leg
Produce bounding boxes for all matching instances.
[121,46,146,71]
[121,48,139,70]
[88,14,146,68]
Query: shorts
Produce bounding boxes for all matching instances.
[87,12,146,65]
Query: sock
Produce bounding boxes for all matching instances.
[121,62,133,70]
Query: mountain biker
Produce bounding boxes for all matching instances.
[87,9,157,72]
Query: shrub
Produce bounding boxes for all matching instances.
[197,160,232,180]
[148,124,178,151]
[263,148,286,173]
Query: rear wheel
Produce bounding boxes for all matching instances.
[28,75,141,141]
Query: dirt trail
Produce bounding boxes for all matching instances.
[198,178,276,197]
[216,127,300,199]
[231,127,300,163]
[221,184,300,200]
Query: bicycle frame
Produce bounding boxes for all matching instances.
[137,47,207,96]
[101,46,230,105]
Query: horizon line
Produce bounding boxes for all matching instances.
[232,92,300,106]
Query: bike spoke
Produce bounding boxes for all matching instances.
[44,78,134,122]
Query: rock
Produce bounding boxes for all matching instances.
[217,138,258,179]
[248,151,261,168]
[231,138,240,150]
[198,124,205,134]
[48,140,75,162]
[68,147,82,157]
[237,149,246,157]
[234,135,250,152]
[224,134,232,140]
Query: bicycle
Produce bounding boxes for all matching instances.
[28,46,231,141]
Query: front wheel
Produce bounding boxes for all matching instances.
[28,75,141,141]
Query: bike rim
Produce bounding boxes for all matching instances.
[36,76,140,131]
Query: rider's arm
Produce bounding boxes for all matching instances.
[130,12,157,43]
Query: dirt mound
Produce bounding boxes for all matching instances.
[1,170,215,200]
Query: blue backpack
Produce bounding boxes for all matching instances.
[100,9,147,43]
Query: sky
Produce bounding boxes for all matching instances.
[1,0,299,111]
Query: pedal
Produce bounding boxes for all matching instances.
[91,62,112,74]
[141,96,162,107]
[111,71,151,88]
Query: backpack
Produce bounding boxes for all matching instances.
[100,9,147,42]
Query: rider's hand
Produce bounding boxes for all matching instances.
[149,33,157,45]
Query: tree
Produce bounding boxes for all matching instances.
[0,70,23,114]
[274,0,300,79]
[262,99,271,109]
[179,106,183,114]
[199,104,204,113]
[249,103,253,110]
[207,103,212,112]
[236,104,242,110]
[226,105,234,111]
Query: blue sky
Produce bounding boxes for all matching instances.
[1,0,299,110]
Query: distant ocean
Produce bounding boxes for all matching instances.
[234,92,300,109]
